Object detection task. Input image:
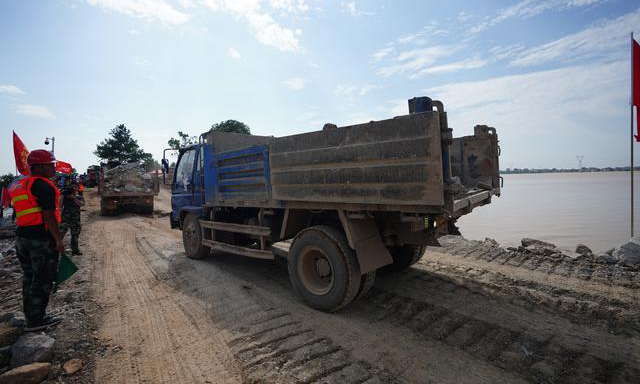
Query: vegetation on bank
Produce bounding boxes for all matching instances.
[501,166,640,174]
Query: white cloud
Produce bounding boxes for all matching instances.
[0,85,26,95]
[412,57,488,78]
[377,45,456,77]
[488,44,526,61]
[371,46,394,62]
[129,28,140,35]
[470,0,605,34]
[270,0,308,14]
[334,84,378,97]
[178,0,196,7]
[342,1,374,16]
[511,9,640,67]
[246,12,300,51]
[227,47,242,58]
[201,0,302,51]
[14,104,55,119]
[85,0,190,25]
[283,77,307,90]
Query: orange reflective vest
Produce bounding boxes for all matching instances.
[78,183,84,192]
[7,176,61,227]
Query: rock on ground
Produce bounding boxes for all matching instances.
[10,334,55,368]
[62,358,83,375]
[0,362,50,384]
[575,243,592,255]
[614,237,640,268]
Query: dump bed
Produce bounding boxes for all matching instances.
[203,109,499,216]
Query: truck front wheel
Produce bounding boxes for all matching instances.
[182,214,209,259]
[288,226,361,312]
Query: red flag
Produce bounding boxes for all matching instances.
[1,187,11,208]
[55,160,73,175]
[633,37,640,141]
[13,131,30,176]
[634,38,640,107]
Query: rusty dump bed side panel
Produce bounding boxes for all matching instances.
[450,125,501,192]
[269,112,445,207]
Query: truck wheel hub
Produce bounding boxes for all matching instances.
[298,246,334,296]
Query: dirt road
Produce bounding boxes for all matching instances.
[82,190,639,384]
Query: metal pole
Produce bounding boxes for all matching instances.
[632,32,635,238]
[51,137,55,156]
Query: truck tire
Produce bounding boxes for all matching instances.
[288,226,361,312]
[141,201,154,215]
[383,245,426,273]
[100,200,116,216]
[182,214,209,259]
[355,271,376,300]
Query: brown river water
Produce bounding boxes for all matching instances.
[458,171,640,253]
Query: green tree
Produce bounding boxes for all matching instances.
[0,173,16,189]
[143,158,161,172]
[210,120,251,135]
[168,131,197,150]
[94,124,153,164]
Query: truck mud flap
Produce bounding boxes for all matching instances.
[338,211,393,274]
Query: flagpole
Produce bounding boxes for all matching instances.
[632,31,635,238]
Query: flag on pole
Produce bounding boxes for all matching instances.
[55,160,73,175]
[12,131,30,176]
[1,187,11,208]
[633,36,640,141]
[634,37,640,107]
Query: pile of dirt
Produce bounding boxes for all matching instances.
[103,163,153,193]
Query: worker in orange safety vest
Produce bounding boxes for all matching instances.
[7,149,64,331]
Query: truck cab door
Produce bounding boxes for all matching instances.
[171,148,196,224]
[191,145,205,207]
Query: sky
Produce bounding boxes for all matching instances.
[1,0,639,175]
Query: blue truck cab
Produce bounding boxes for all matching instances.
[168,97,501,312]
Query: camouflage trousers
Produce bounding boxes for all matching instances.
[15,236,59,325]
[59,210,81,253]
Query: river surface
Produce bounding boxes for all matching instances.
[457,172,640,253]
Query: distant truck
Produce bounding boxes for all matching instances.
[169,97,501,311]
[85,165,100,187]
[99,163,160,216]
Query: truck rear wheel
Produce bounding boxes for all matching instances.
[355,271,376,299]
[288,226,361,312]
[182,214,209,259]
[383,245,426,273]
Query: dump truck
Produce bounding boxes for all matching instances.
[99,163,160,216]
[169,96,501,311]
[84,165,100,187]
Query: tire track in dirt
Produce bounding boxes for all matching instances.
[128,218,407,384]
[87,215,243,384]
[88,206,640,384]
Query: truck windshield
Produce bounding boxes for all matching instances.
[174,149,195,192]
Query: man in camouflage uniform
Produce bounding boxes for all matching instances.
[59,182,83,255]
[9,150,64,331]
